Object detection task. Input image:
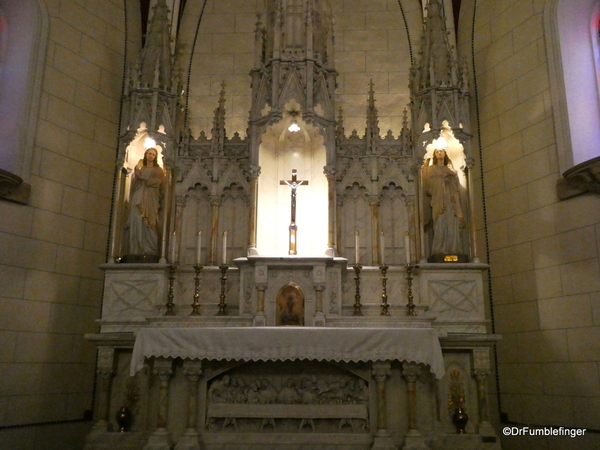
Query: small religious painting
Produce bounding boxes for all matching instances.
[275,283,304,326]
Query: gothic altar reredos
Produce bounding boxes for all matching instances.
[85,1,501,450]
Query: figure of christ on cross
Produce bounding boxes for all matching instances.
[280,169,309,255]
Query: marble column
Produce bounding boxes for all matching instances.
[109,165,127,262]
[313,283,326,326]
[208,195,221,265]
[324,165,338,256]
[464,157,480,263]
[414,159,426,264]
[371,360,395,450]
[91,347,116,433]
[253,264,268,326]
[160,168,173,264]
[175,360,203,450]
[405,195,416,264]
[247,165,260,256]
[369,196,380,264]
[402,362,428,450]
[144,358,174,450]
[472,347,498,440]
[253,282,267,326]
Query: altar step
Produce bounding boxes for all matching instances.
[202,432,373,450]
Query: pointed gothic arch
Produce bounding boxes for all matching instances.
[0,0,48,203]
[545,0,600,172]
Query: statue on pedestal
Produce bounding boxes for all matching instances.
[126,148,165,261]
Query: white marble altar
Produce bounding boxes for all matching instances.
[85,1,501,450]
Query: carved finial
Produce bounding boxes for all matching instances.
[139,0,173,88]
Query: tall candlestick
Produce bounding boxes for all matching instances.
[169,231,177,264]
[196,231,202,265]
[380,231,385,265]
[405,231,410,264]
[222,231,227,265]
[355,230,360,264]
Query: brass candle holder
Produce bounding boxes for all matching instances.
[190,264,203,315]
[406,264,417,316]
[352,264,363,316]
[164,264,177,316]
[379,264,390,316]
[216,264,229,316]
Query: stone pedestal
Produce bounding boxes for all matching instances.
[371,431,396,450]
[143,429,172,450]
[84,431,148,450]
[402,429,429,450]
[174,431,201,450]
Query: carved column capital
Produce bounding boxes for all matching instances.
[247,164,262,180]
[255,282,268,291]
[153,358,174,382]
[472,368,490,381]
[372,360,391,381]
[402,362,421,383]
[472,347,491,370]
[209,195,221,207]
[313,283,326,292]
[175,194,186,206]
[368,194,381,206]
[182,360,203,381]
[96,347,116,378]
[323,165,338,180]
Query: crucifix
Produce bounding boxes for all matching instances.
[280,169,309,255]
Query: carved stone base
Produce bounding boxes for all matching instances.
[402,430,429,450]
[313,312,326,326]
[174,430,201,450]
[143,428,172,450]
[253,312,267,326]
[371,431,396,450]
[83,431,148,450]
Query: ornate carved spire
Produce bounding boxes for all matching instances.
[414,0,455,89]
[410,0,471,156]
[211,82,227,155]
[249,0,338,164]
[138,0,173,88]
[365,80,380,154]
[118,0,181,166]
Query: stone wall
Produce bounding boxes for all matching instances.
[465,0,600,448]
[0,0,136,447]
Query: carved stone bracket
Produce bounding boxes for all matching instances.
[0,168,30,204]
[94,347,117,430]
[557,155,600,199]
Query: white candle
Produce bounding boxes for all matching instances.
[169,231,177,263]
[405,231,410,264]
[380,231,385,265]
[222,231,227,265]
[354,230,360,264]
[196,231,202,265]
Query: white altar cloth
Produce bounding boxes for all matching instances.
[131,327,445,378]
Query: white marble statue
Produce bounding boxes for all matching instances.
[423,147,465,256]
[127,148,164,256]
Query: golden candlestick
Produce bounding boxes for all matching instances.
[406,264,417,316]
[353,264,363,316]
[216,264,229,316]
[164,264,177,316]
[379,264,390,316]
[190,264,203,315]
